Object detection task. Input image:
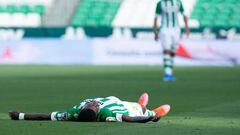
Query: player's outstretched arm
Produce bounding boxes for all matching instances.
[122,113,160,123]
[183,15,190,38]
[9,111,51,121]
[153,17,159,41]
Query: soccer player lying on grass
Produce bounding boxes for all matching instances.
[9,93,170,123]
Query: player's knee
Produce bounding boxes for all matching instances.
[163,50,171,55]
[170,52,175,57]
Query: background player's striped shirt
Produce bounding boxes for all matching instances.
[155,0,185,28]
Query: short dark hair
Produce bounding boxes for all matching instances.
[78,108,97,122]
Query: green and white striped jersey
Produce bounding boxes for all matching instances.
[155,0,185,28]
[96,96,129,122]
[52,96,129,122]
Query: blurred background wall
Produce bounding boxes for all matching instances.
[0,0,240,65]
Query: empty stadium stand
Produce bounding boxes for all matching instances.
[71,0,122,27]
[113,0,197,28]
[113,0,156,28]
[0,0,54,27]
[0,0,239,39]
[191,0,240,28]
[42,0,79,27]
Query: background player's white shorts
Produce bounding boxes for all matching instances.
[160,27,181,52]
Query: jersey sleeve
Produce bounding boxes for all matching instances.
[97,108,123,122]
[155,1,162,16]
[51,107,80,121]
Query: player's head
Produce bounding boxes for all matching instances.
[78,101,99,122]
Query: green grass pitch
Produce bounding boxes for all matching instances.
[0,65,240,135]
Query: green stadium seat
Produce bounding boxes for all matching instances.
[226,0,237,3]
[232,15,240,20]
[74,15,87,22]
[0,6,6,13]
[198,0,208,4]
[201,20,214,27]
[203,14,215,21]
[86,19,99,26]
[229,20,240,27]
[190,14,201,19]
[99,20,111,26]
[92,8,104,14]
[6,5,18,13]
[0,4,46,15]
[216,14,229,20]
[71,0,122,27]
[221,8,232,15]
[211,0,225,4]
[95,2,106,8]
[19,5,31,14]
[233,8,240,15]
[206,8,218,15]
[214,21,228,27]
[191,0,239,28]
[193,7,204,13]
[191,7,204,19]
[72,20,85,26]
[32,5,45,15]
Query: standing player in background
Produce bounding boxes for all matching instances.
[153,0,189,81]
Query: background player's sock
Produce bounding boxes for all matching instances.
[170,56,174,75]
[163,54,173,75]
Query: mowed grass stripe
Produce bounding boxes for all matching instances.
[0,66,239,135]
[167,116,240,129]
[0,113,9,120]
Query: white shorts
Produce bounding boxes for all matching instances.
[122,101,144,117]
[160,27,181,52]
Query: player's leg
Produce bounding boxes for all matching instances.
[143,104,171,117]
[163,50,174,81]
[122,101,146,116]
[123,102,169,122]
[160,28,174,81]
[142,108,161,122]
[9,111,51,120]
[152,104,171,117]
[138,92,149,107]
[168,28,181,81]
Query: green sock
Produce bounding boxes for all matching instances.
[163,54,173,75]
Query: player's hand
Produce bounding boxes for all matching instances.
[9,111,20,120]
[151,113,161,122]
[154,34,159,41]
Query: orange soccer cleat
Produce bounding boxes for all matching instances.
[152,104,171,117]
[138,92,149,107]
